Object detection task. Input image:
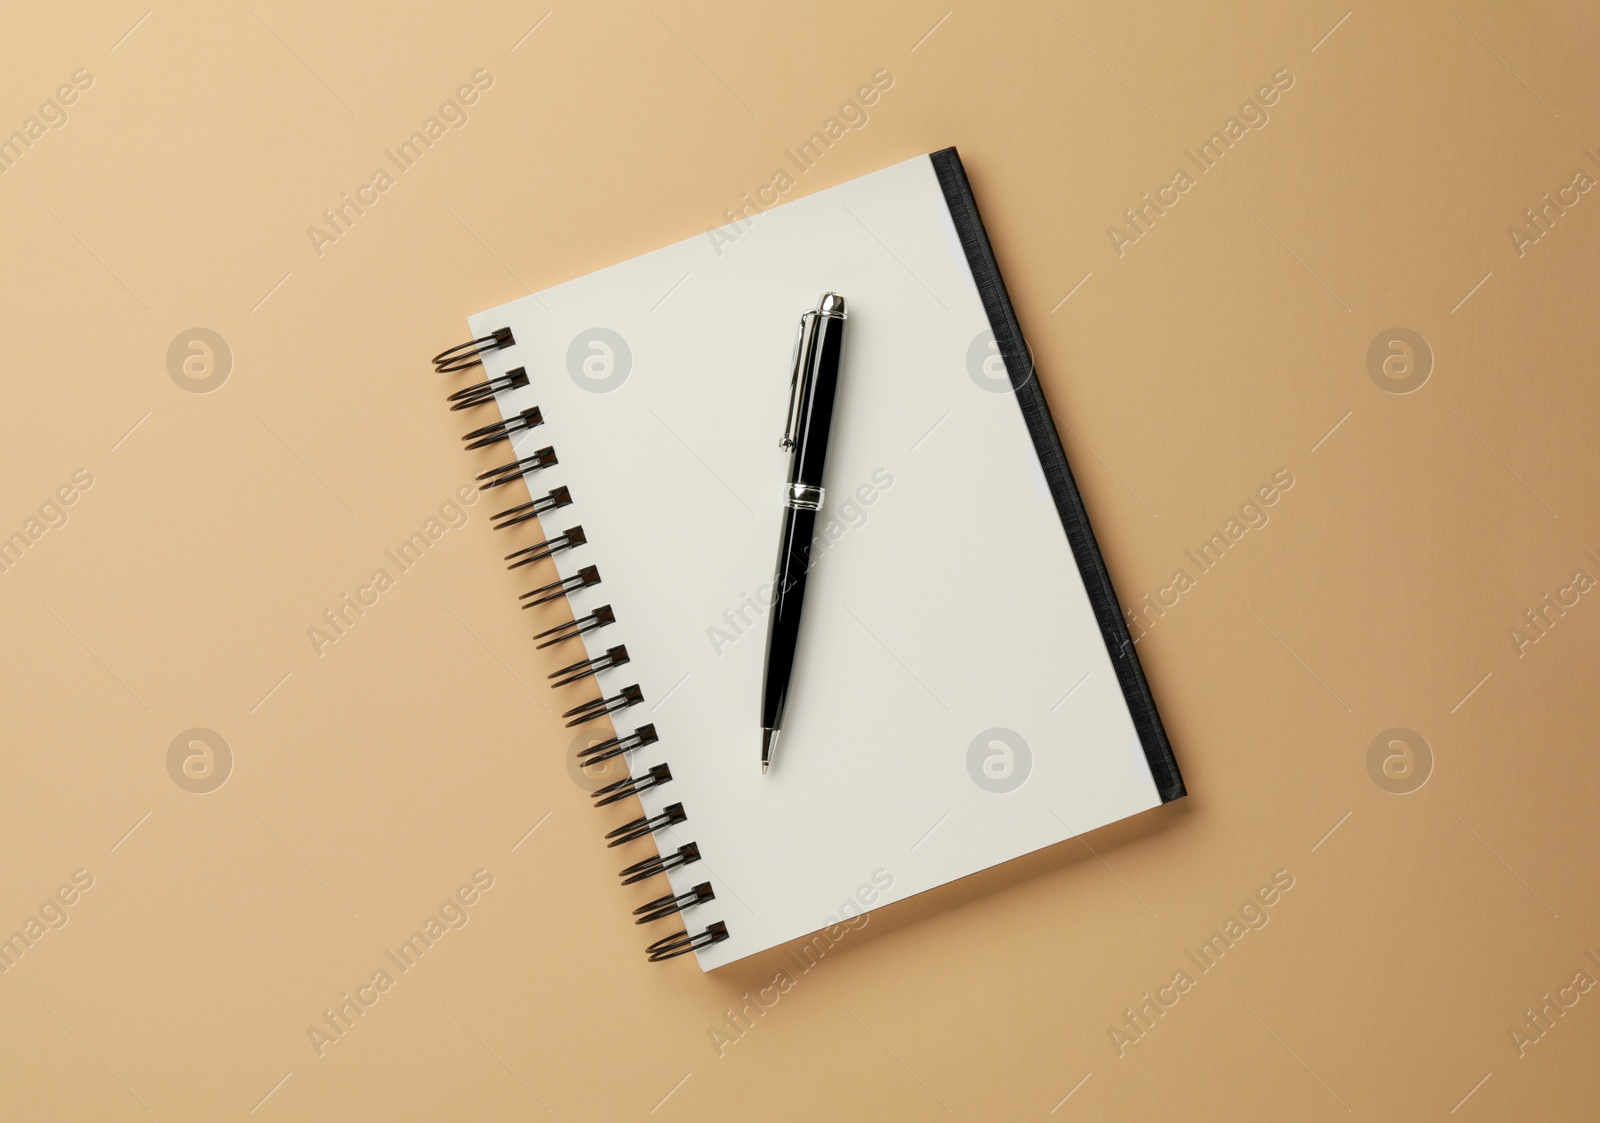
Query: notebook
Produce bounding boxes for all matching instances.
[431,149,1184,969]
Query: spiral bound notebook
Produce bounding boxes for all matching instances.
[431,149,1183,969]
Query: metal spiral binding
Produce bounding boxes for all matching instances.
[619,842,700,885]
[634,882,714,924]
[448,367,529,410]
[606,801,687,844]
[647,922,730,962]
[433,327,514,373]
[492,486,573,531]
[505,526,586,570]
[563,684,644,727]
[575,723,657,765]
[593,763,670,808]
[478,447,557,490]
[463,407,543,451]
[521,565,601,609]
[549,644,630,688]
[436,328,727,963]
[534,605,615,649]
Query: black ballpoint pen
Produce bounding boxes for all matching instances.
[761,292,848,775]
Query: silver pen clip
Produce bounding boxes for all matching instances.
[782,309,819,450]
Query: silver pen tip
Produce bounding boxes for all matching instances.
[761,728,779,775]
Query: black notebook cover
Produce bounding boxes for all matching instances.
[931,147,1185,803]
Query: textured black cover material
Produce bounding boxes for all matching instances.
[931,147,1185,803]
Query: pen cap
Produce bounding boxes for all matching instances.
[792,293,848,485]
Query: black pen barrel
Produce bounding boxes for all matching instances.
[792,311,845,486]
[760,504,816,732]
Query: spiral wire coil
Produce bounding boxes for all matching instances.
[432,331,728,961]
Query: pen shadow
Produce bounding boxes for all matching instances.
[708,795,1193,990]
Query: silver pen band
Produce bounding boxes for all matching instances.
[785,483,824,510]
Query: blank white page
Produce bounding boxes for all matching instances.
[467,154,1163,969]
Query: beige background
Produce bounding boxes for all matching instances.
[2,1,1597,1118]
